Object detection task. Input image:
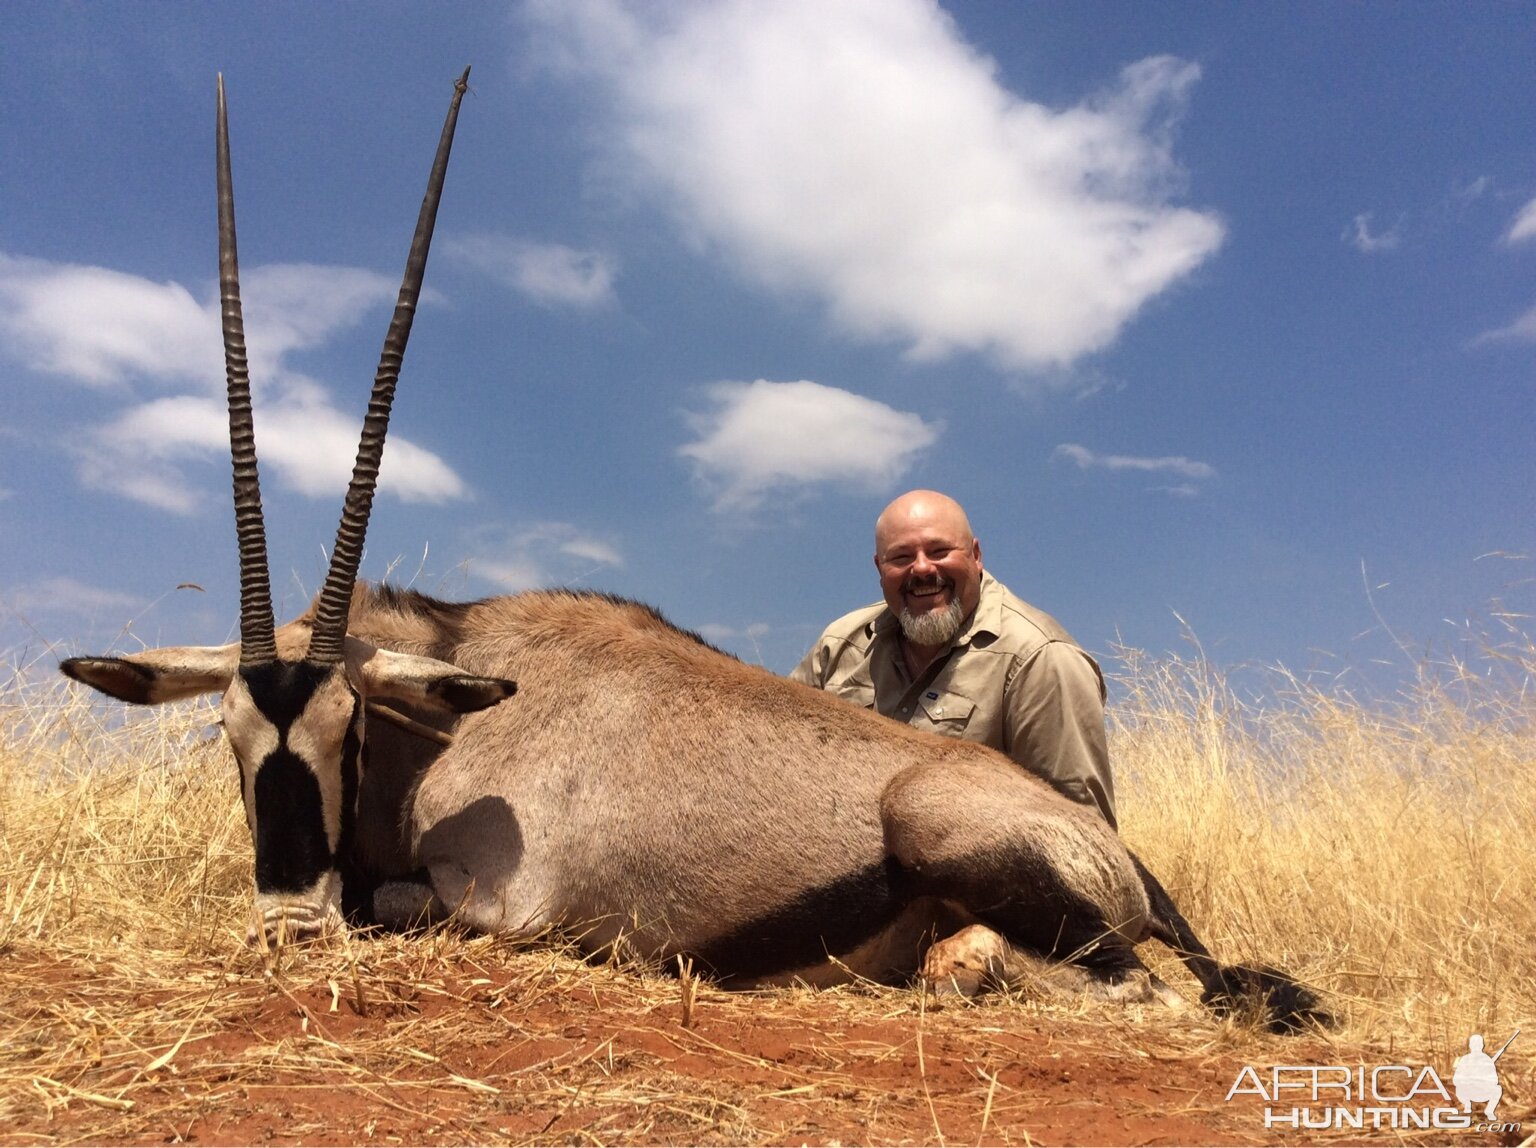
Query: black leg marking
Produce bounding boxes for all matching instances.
[1202,963,1334,1034]
[694,859,912,984]
[339,857,376,925]
[1129,851,1333,1032]
[901,842,1122,970]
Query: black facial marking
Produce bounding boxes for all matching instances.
[252,747,332,892]
[240,659,335,728]
[238,660,354,894]
[337,692,362,881]
[693,859,910,984]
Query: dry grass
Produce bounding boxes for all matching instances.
[1108,632,1534,1067]
[1,611,1533,1144]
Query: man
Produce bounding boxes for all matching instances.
[789,490,1116,827]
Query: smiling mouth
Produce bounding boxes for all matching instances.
[903,577,951,606]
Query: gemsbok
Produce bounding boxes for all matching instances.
[62,71,1327,1033]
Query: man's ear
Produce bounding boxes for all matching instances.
[348,639,517,716]
[60,646,241,705]
[972,537,983,569]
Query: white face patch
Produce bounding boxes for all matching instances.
[222,676,282,839]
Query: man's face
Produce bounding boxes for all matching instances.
[874,502,983,644]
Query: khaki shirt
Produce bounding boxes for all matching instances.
[789,571,1116,827]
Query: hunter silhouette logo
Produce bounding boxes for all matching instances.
[1453,1031,1518,1120]
[1227,1029,1523,1133]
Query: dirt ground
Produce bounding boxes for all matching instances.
[3,938,1530,1147]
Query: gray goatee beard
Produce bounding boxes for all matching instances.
[899,597,965,647]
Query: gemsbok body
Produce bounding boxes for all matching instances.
[62,71,1327,1033]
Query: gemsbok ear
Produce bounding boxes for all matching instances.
[347,640,516,715]
[427,673,519,715]
[60,646,241,705]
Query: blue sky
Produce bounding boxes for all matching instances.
[3,1,1533,692]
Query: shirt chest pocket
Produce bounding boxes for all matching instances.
[913,690,977,738]
[832,680,878,711]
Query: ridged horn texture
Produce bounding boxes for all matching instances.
[218,74,277,667]
[306,67,472,665]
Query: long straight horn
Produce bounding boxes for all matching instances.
[307,67,472,665]
[218,74,277,666]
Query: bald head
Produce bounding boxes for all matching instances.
[875,490,974,559]
[873,490,984,653]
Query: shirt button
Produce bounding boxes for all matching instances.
[901,706,912,715]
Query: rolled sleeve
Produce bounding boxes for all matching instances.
[1003,642,1117,829]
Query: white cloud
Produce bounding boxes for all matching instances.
[2,576,142,618]
[0,253,467,511]
[466,522,624,591]
[448,235,617,307]
[1504,196,1536,245]
[1471,301,1536,346]
[0,254,218,386]
[238,264,405,377]
[696,621,771,645]
[695,620,772,660]
[1453,176,1492,204]
[1054,442,1215,485]
[679,379,939,511]
[78,395,466,512]
[1345,212,1402,253]
[527,0,1224,370]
